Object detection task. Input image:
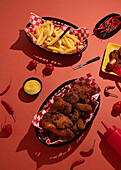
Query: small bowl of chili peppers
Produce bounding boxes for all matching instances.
[93,13,121,39]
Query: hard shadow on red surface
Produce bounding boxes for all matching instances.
[18,87,39,103]
[16,124,91,169]
[10,30,82,67]
[97,130,121,169]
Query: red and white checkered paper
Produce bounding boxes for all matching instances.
[32,73,101,145]
[24,12,89,53]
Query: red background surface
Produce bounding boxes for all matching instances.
[0,0,121,169]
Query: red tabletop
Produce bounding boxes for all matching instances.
[0,0,121,169]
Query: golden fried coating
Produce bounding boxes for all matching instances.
[109,50,119,61]
[73,103,92,112]
[41,120,75,140]
[40,84,95,142]
[52,113,73,129]
[50,96,72,115]
[70,118,85,133]
[63,91,79,103]
[70,84,94,104]
[70,124,78,134]
[77,118,85,130]
[69,108,80,123]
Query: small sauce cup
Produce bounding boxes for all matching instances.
[23,77,42,96]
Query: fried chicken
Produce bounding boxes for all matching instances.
[52,113,73,129]
[73,103,92,112]
[50,96,72,115]
[70,84,94,104]
[77,118,85,130]
[40,84,95,142]
[69,108,80,123]
[70,118,85,134]
[63,91,79,103]
[41,120,75,140]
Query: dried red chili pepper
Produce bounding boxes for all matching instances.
[1,100,16,120]
[95,26,105,31]
[104,86,118,98]
[80,139,96,157]
[2,117,12,135]
[114,22,121,29]
[70,159,85,170]
[100,29,107,33]
[0,77,12,96]
[113,15,121,19]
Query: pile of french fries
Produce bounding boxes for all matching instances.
[29,21,83,54]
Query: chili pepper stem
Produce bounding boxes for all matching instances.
[109,93,118,98]
[5,117,7,125]
[9,77,12,86]
[92,139,96,150]
[12,111,17,120]
[70,166,73,170]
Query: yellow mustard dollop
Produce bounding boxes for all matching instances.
[24,80,41,95]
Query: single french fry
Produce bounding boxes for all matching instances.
[47,46,63,53]
[36,28,44,45]
[62,47,76,54]
[48,23,54,36]
[28,32,37,41]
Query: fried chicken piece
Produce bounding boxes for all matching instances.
[70,84,82,95]
[52,113,73,129]
[73,103,92,112]
[63,91,79,103]
[40,112,52,126]
[50,96,72,115]
[109,50,119,61]
[117,58,121,68]
[70,118,85,134]
[119,47,121,59]
[69,108,80,123]
[70,123,78,134]
[77,118,85,130]
[70,84,94,104]
[41,120,75,140]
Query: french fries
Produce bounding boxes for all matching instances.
[30,21,82,54]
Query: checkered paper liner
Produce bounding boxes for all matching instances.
[24,12,89,53]
[32,73,101,145]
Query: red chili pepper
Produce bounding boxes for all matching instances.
[98,23,105,28]
[0,77,12,96]
[100,29,107,33]
[104,86,118,98]
[44,63,54,75]
[2,117,12,135]
[106,17,112,24]
[108,25,113,33]
[28,60,38,69]
[70,159,85,170]
[114,22,121,29]
[113,101,121,113]
[1,100,16,120]
[95,27,105,30]
[113,16,121,19]
[80,139,96,157]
